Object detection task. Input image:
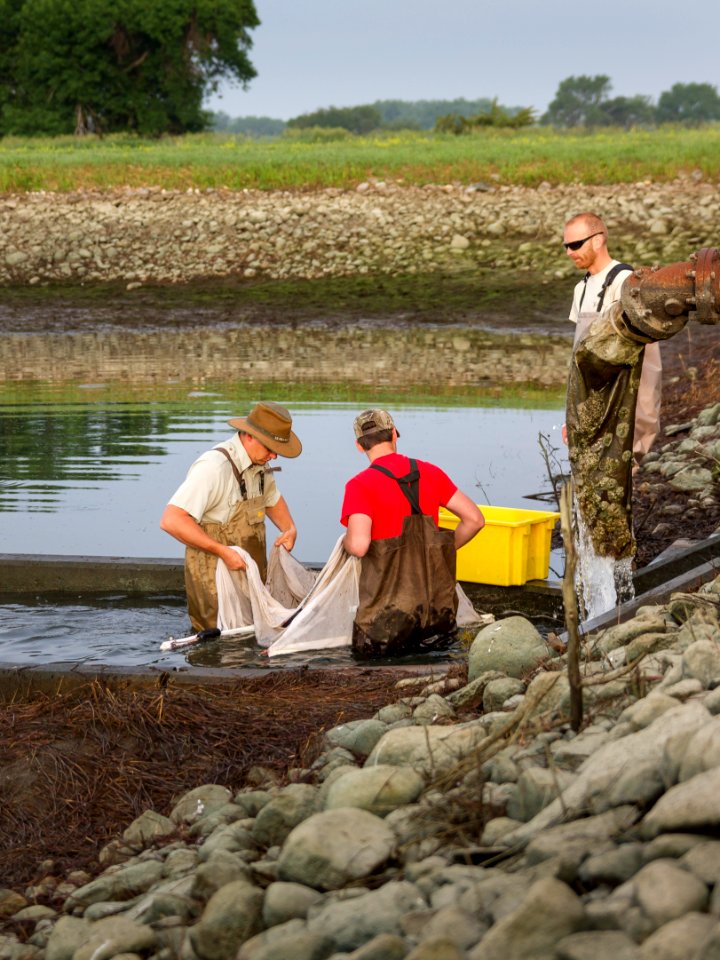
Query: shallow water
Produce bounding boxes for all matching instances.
[0,303,568,668]
[0,394,564,563]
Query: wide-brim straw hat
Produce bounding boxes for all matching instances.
[228,401,302,458]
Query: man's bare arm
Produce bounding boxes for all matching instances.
[342,513,372,557]
[160,504,246,570]
[445,491,484,549]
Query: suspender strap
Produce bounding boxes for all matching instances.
[596,262,633,312]
[370,458,422,514]
[217,447,265,499]
[578,262,633,313]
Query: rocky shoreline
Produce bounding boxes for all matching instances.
[2,178,719,288]
[0,400,719,960]
[2,564,720,958]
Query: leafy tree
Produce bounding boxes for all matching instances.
[0,0,259,136]
[372,97,496,130]
[287,104,381,135]
[542,75,613,127]
[435,99,535,133]
[601,95,656,128]
[657,82,720,124]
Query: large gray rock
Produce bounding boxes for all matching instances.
[237,920,333,960]
[630,859,708,928]
[198,820,257,860]
[72,916,158,960]
[681,840,720,886]
[366,722,489,775]
[578,843,645,886]
[189,880,264,960]
[682,640,720,689]
[262,881,324,927]
[641,766,720,838]
[252,783,321,847]
[483,677,525,712]
[324,765,425,816]
[191,849,253,900]
[66,860,165,908]
[45,916,92,960]
[277,808,395,890]
[170,784,233,824]
[307,880,425,951]
[506,766,576,822]
[121,809,176,849]
[325,719,389,757]
[677,716,720,781]
[410,904,486,950]
[638,912,717,960]
[555,930,641,960]
[467,877,586,960]
[468,617,548,680]
[501,701,712,847]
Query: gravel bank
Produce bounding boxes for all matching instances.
[2,178,719,287]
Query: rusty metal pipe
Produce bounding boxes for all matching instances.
[618,247,720,343]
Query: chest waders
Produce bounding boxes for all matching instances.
[352,458,458,659]
[184,448,267,632]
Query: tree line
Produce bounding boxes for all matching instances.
[541,76,720,128]
[0,0,718,142]
[215,79,720,139]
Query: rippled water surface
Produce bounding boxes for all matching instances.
[1,308,567,668]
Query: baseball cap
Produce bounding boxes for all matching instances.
[353,409,400,439]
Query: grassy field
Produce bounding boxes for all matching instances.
[1,126,720,193]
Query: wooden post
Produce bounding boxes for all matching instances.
[560,482,583,731]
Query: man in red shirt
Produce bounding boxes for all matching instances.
[341,409,484,657]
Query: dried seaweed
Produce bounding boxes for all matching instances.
[0,668,413,891]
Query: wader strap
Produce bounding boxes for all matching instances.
[578,262,633,313]
[370,458,422,514]
[216,446,265,499]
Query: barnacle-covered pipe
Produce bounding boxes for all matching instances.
[567,248,720,563]
[618,247,720,341]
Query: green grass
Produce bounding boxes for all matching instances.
[1,126,720,193]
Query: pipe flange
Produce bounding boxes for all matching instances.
[692,247,720,324]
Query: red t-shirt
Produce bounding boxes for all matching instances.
[341,453,458,540]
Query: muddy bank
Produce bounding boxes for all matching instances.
[2,179,719,288]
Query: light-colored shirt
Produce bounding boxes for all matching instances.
[169,432,280,525]
[569,259,631,323]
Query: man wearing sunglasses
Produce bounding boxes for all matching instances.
[563,212,662,467]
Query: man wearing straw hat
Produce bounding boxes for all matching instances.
[161,400,302,632]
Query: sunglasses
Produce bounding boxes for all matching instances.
[563,231,603,251]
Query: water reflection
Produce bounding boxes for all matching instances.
[0,390,565,563]
[0,309,569,668]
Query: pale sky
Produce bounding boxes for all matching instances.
[204,0,720,121]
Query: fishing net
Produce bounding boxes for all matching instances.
[216,539,481,657]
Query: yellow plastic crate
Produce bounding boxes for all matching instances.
[438,505,560,586]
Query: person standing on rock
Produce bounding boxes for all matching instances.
[563,211,662,467]
[341,409,484,657]
[160,400,302,632]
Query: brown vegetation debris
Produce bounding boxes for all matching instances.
[0,668,416,893]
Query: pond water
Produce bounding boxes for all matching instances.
[0,304,568,669]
